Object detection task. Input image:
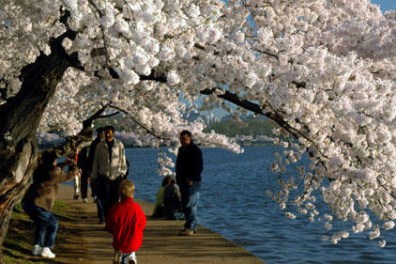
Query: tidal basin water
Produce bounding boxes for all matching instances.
[127,146,396,264]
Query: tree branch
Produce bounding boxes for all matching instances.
[53,103,125,157]
[88,0,110,67]
[140,71,167,83]
[199,87,323,153]
[107,104,170,141]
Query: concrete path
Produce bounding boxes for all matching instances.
[54,185,264,264]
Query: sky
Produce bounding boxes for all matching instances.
[370,0,396,11]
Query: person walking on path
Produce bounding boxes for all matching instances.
[22,151,80,259]
[92,125,127,223]
[176,130,203,236]
[78,144,92,203]
[106,179,146,264]
[69,152,80,200]
[88,127,106,221]
[88,127,105,199]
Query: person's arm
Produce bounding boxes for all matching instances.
[87,141,97,173]
[58,164,80,183]
[175,185,182,202]
[106,205,116,233]
[174,185,183,211]
[119,142,127,177]
[191,147,203,181]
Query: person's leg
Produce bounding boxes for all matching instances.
[91,178,97,200]
[183,182,201,231]
[180,184,189,228]
[96,199,105,223]
[108,177,122,211]
[101,180,112,218]
[81,173,89,200]
[73,175,80,200]
[43,212,59,248]
[173,211,185,220]
[113,177,122,204]
[120,254,127,264]
[23,203,45,248]
[127,252,137,264]
[120,252,137,264]
[24,204,58,258]
[34,220,46,246]
[113,250,122,264]
[95,179,107,223]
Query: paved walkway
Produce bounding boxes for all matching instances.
[54,185,264,264]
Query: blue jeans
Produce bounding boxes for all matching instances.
[22,202,58,248]
[180,181,201,231]
[96,198,105,223]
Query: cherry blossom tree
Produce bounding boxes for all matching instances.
[0,0,395,254]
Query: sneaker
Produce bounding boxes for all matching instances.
[41,247,56,259]
[178,229,194,236]
[82,198,88,203]
[32,244,42,256]
[127,252,137,264]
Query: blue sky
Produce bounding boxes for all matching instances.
[370,0,396,11]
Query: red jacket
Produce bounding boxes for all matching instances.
[106,197,147,253]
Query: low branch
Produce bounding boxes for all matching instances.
[201,88,263,114]
[140,71,167,83]
[291,81,306,89]
[108,104,170,141]
[200,88,301,139]
[199,87,336,177]
[50,103,125,157]
[81,103,112,132]
[199,87,324,152]
[88,0,110,67]
[253,48,279,60]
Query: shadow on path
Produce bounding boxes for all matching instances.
[52,186,264,264]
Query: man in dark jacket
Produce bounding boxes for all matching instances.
[176,130,203,236]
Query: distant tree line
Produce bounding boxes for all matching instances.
[203,115,277,137]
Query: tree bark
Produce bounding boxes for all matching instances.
[0,31,74,258]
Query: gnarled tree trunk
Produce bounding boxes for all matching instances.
[0,31,74,259]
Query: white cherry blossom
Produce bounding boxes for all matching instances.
[1,0,396,247]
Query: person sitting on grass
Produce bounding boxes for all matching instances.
[106,179,146,264]
[22,151,80,259]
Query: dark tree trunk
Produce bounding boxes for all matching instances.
[0,31,74,259]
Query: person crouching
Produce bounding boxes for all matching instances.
[106,179,146,264]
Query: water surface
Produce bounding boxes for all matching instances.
[127,146,396,264]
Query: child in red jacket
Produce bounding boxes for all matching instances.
[106,179,147,264]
